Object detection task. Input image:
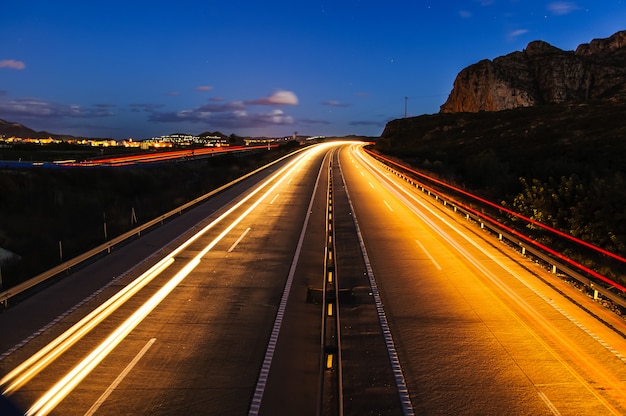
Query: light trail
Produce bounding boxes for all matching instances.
[0,257,174,394]
[26,258,202,416]
[6,143,339,415]
[84,337,157,416]
[367,149,626,266]
[364,149,626,292]
[338,147,415,416]
[62,144,280,167]
[353,145,626,414]
[247,146,333,416]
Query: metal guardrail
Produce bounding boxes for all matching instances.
[0,147,307,308]
[369,155,626,311]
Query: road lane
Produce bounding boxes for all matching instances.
[2,141,626,415]
[0,144,338,415]
[344,145,626,414]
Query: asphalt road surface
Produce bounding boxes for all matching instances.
[1,142,626,415]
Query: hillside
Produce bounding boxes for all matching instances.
[0,143,300,290]
[0,119,76,140]
[377,31,626,283]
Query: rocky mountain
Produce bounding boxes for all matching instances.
[440,30,626,113]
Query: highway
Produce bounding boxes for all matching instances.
[1,142,626,415]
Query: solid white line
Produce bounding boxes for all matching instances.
[84,338,157,416]
[415,240,442,271]
[269,194,280,205]
[228,228,251,252]
[383,200,394,212]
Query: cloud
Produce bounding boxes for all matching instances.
[129,103,165,112]
[547,2,579,15]
[350,120,385,127]
[509,29,528,38]
[322,100,350,107]
[145,90,299,129]
[245,90,299,106]
[458,10,472,18]
[166,91,179,96]
[0,98,114,118]
[195,85,213,92]
[0,59,25,70]
[299,118,332,125]
[147,101,294,128]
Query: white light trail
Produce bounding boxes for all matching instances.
[22,142,339,415]
[1,257,174,394]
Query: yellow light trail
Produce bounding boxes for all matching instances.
[351,144,626,414]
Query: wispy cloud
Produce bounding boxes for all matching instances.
[0,59,26,70]
[195,85,213,92]
[458,10,472,19]
[244,90,299,106]
[508,29,529,39]
[350,120,385,127]
[322,100,350,107]
[300,118,332,125]
[129,103,165,112]
[547,2,579,15]
[0,98,114,118]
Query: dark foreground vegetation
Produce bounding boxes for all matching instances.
[377,100,626,284]
[0,142,300,290]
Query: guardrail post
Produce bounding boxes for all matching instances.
[551,265,557,274]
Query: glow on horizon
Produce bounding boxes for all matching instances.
[1,1,625,139]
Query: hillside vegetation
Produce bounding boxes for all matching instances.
[376,100,626,282]
[0,143,299,289]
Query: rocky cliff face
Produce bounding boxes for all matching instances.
[440,31,626,113]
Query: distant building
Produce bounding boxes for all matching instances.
[148,134,229,147]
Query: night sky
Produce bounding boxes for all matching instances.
[1,1,625,139]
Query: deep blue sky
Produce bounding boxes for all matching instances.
[1,1,625,139]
